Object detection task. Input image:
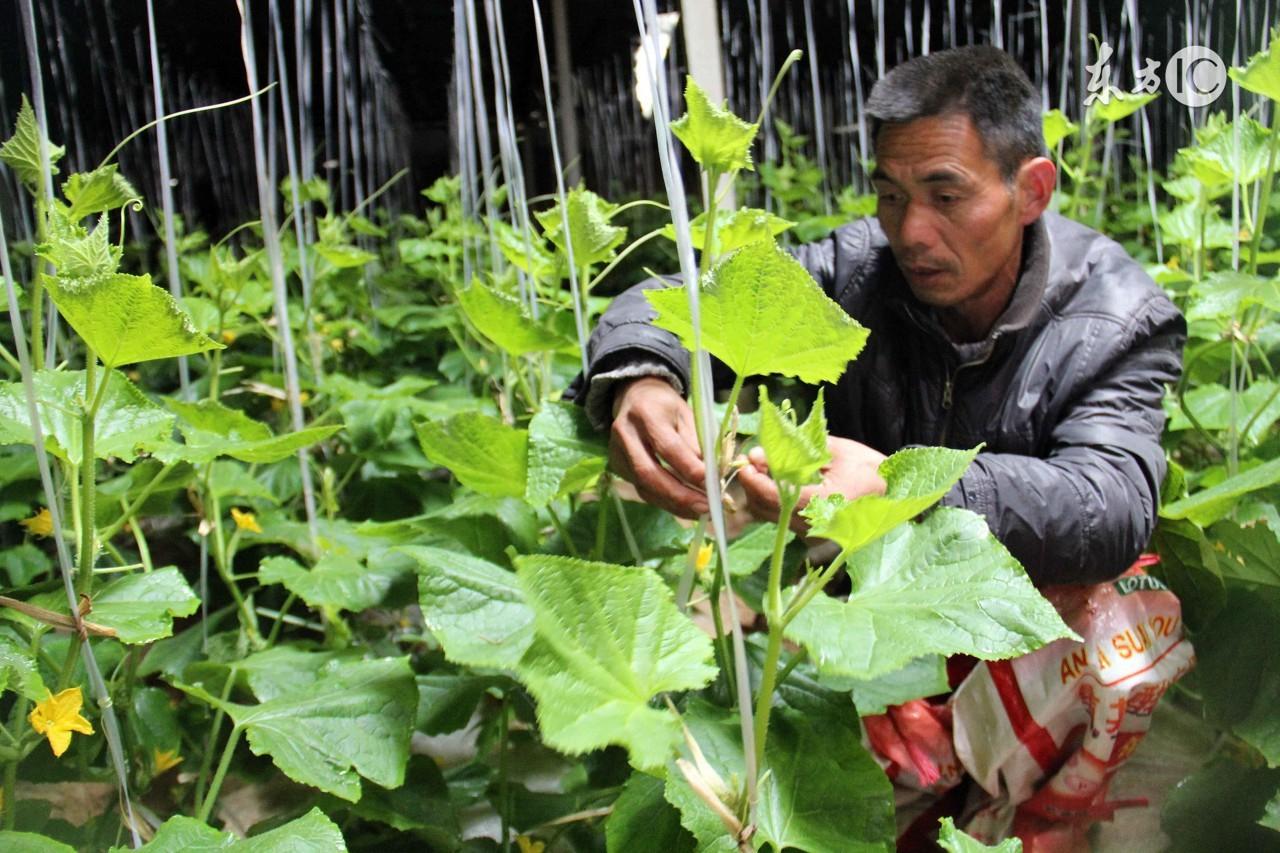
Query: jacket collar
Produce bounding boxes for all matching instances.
[883,215,1051,362]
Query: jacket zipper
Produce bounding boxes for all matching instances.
[939,346,999,446]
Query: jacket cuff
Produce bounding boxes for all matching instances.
[583,360,685,430]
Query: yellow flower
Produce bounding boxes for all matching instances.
[28,687,94,757]
[230,507,262,533]
[153,747,183,774]
[329,337,345,352]
[515,837,545,853]
[21,508,53,538]
[221,329,238,344]
[695,541,714,573]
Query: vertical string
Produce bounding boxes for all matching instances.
[237,0,319,548]
[632,0,758,812]
[530,0,589,373]
[144,0,191,396]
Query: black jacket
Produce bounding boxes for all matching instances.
[574,211,1186,587]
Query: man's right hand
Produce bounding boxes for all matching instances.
[609,377,710,519]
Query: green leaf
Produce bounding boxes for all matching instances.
[513,555,716,770]
[1162,760,1280,852]
[0,370,173,465]
[259,555,400,613]
[1230,33,1280,102]
[534,186,627,269]
[1187,271,1280,323]
[786,507,1076,679]
[802,445,979,555]
[91,567,200,644]
[1088,90,1158,125]
[402,545,534,670]
[670,76,759,173]
[415,412,528,498]
[39,213,121,282]
[1042,109,1078,150]
[1197,589,1280,766]
[227,646,363,703]
[179,657,416,801]
[61,165,140,220]
[326,755,458,840]
[1159,202,1237,249]
[1161,456,1280,526]
[757,387,830,487]
[660,208,794,253]
[117,807,347,852]
[937,817,1022,852]
[822,655,950,716]
[159,399,342,465]
[1150,517,1227,631]
[1210,520,1280,588]
[0,635,47,702]
[315,241,377,268]
[1262,789,1280,832]
[646,239,868,383]
[726,521,790,577]
[0,96,65,191]
[606,773,697,853]
[45,272,221,367]
[1168,380,1280,445]
[661,701,748,853]
[525,401,607,506]
[416,673,506,734]
[755,708,896,852]
[456,278,575,356]
[1186,115,1276,187]
[0,832,76,853]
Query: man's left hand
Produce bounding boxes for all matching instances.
[737,436,889,532]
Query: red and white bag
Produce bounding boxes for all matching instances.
[864,559,1196,851]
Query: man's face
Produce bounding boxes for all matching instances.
[871,113,1029,333]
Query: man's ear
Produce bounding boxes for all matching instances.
[1015,156,1057,225]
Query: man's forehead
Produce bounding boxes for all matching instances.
[871,115,1000,182]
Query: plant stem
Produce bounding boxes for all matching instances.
[99,461,178,542]
[2,760,15,829]
[751,489,798,768]
[77,358,98,597]
[592,476,610,560]
[30,196,46,372]
[1248,106,1280,276]
[207,488,262,646]
[197,725,242,823]
[547,504,579,558]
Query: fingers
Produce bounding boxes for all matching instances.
[736,459,780,522]
[610,410,709,519]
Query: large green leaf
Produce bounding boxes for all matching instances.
[0,833,75,853]
[525,400,607,506]
[1162,760,1280,852]
[1169,380,1280,445]
[1186,115,1276,188]
[1210,520,1280,588]
[1161,456,1280,526]
[606,773,697,853]
[0,96,65,191]
[1088,90,1158,124]
[112,807,347,852]
[403,545,534,670]
[534,186,627,269]
[415,412,527,498]
[822,655,951,716]
[755,708,895,852]
[786,507,1075,679]
[661,701,747,853]
[726,521,790,577]
[91,567,200,644]
[1230,35,1280,102]
[802,445,979,555]
[646,239,868,383]
[0,370,173,464]
[513,555,716,770]
[158,399,342,465]
[756,387,830,487]
[61,165,140,221]
[937,817,1022,852]
[1197,589,1280,766]
[1186,271,1280,323]
[46,272,221,367]
[670,76,758,173]
[178,656,416,801]
[660,208,794,253]
[455,278,575,356]
[259,555,400,613]
[1042,109,1079,150]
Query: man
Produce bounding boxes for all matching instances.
[579,46,1185,589]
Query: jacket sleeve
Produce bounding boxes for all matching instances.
[940,301,1186,587]
[568,230,844,425]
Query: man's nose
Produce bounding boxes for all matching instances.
[898,199,937,251]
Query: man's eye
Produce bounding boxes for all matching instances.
[877,191,902,204]
[936,194,958,205]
